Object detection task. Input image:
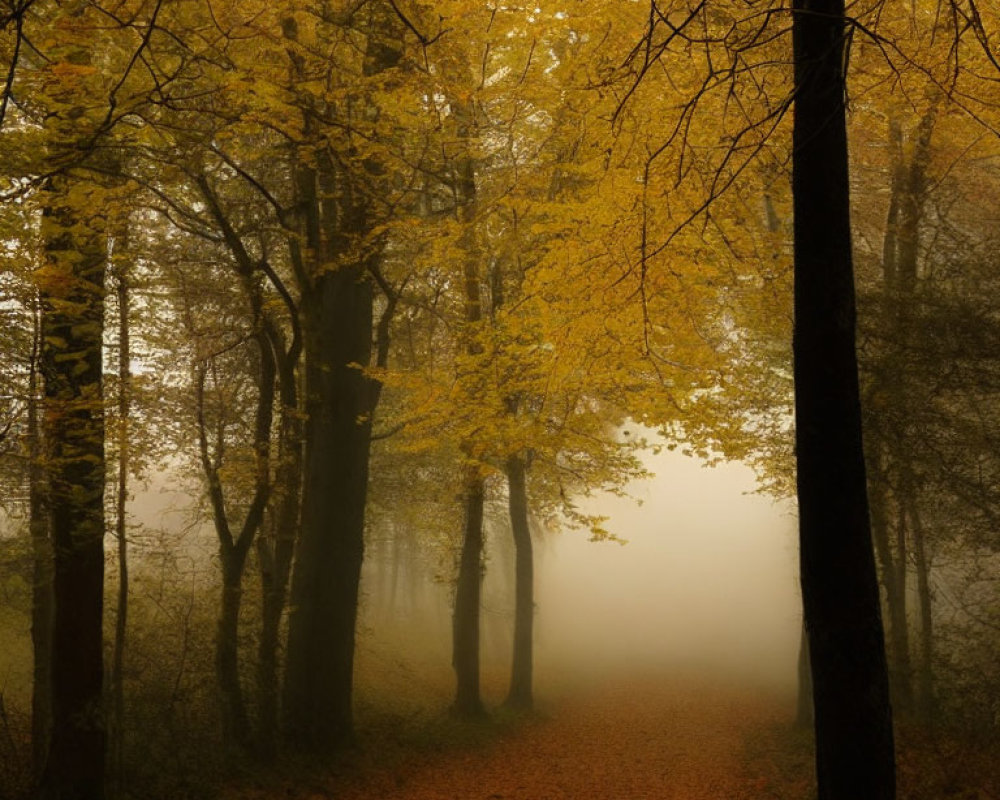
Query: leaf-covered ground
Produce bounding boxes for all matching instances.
[243,673,796,800]
[229,669,998,800]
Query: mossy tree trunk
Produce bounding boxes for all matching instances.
[37,178,108,800]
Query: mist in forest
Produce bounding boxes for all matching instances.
[534,449,800,692]
[358,444,801,702]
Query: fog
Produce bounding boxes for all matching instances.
[533,449,801,692]
[357,445,802,706]
[1,445,803,712]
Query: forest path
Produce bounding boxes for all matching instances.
[314,672,794,800]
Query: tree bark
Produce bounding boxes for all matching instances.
[282,266,375,749]
[109,261,131,790]
[908,496,935,724]
[795,620,813,729]
[792,1,896,797]
[279,5,399,752]
[281,158,377,760]
[28,295,52,782]
[37,179,108,800]
[889,495,912,708]
[504,453,534,710]
[256,380,301,758]
[867,447,912,710]
[217,556,250,750]
[452,467,487,718]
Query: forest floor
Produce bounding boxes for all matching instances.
[226,665,999,800]
[231,668,810,800]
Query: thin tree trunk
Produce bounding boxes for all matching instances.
[445,88,490,718]
[193,311,274,754]
[217,556,250,750]
[196,166,303,759]
[109,264,131,792]
[452,467,486,718]
[387,521,402,618]
[889,494,912,710]
[868,449,912,710]
[37,179,108,800]
[504,453,533,710]
[256,395,301,758]
[909,496,935,724]
[28,296,52,782]
[792,1,896,796]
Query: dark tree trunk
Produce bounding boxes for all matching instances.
[279,5,398,752]
[448,95,488,717]
[37,181,108,800]
[282,266,375,751]
[196,168,303,758]
[256,394,301,758]
[194,317,273,754]
[504,453,534,710]
[792,1,896,797]
[452,467,486,718]
[795,620,813,729]
[217,556,250,750]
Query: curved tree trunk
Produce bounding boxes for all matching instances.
[792,1,896,797]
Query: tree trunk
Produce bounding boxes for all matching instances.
[792,1,896,796]
[194,320,273,755]
[795,620,813,729]
[452,467,486,718]
[37,179,108,800]
[866,109,936,718]
[109,262,131,791]
[504,453,534,711]
[282,266,375,751]
[908,496,935,724]
[196,165,302,759]
[217,556,250,750]
[28,296,52,782]
[279,5,398,752]
[256,393,301,758]
[889,496,912,710]
[868,451,912,711]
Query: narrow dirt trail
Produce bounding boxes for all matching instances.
[327,674,792,800]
